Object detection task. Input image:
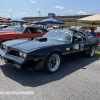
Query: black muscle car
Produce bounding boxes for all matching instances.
[0,29,99,73]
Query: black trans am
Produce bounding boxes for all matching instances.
[0,29,99,73]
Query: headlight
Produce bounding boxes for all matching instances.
[22,53,27,58]
[19,52,27,58]
[19,52,23,57]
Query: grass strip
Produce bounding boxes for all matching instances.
[94,50,100,60]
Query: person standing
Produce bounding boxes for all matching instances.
[89,27,96,36]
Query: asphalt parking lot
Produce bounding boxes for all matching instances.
[0,57,100,100]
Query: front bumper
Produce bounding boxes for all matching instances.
[0,48,24,69]
[0,49,45,70]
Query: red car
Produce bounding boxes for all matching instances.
[0,26,48,43]
[96,32,100,45]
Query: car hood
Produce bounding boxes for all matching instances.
[0,31,19,34]
[2,38,32,46]
[2,38,65,52]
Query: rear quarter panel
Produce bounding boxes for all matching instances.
[0,33,22,43]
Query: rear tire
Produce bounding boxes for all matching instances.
[43,52,61,73]
[88,46,95,57]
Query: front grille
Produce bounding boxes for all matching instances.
[8,50,19,57]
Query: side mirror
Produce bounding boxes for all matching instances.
[73,38,79,43]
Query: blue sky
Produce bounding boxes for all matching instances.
[0,0,100,19]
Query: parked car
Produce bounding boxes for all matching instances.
[0,29,99,73]
[0,25,9,31]
[0,25,48,43]
[0,26,14,31]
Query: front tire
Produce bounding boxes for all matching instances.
[88,46,95,57]
[43,52,61,73]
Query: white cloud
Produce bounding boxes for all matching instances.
[68,9,72,13]
[77,11,88,15]
[30,0,36,3]
[21,12,27,15]
[8,9,12,12]
[55,6,63,9]
[37,7,39,9]
[26,9,29,10]
[18,12,27,15]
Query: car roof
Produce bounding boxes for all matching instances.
[2,25,9,27]
[49,29,86,35]
[14,25,46,29]
[49,29,74,33]
[23,25,43,28]
[13,25,48,32]
[24,25,48,32]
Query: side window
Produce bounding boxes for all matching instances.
[73,32,82,42]
[29,28,37,34]
[80,32,86,41]
[38,29,43,33]
[24,28,31,34]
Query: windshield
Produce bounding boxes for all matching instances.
[2,26,24,33]
[43,29,72,42]
[11,26,24,33]
[2,26,14,31]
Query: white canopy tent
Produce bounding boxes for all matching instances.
[77,14,100,25]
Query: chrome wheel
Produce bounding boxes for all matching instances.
[48,54,60,72]
[90,46,95,57]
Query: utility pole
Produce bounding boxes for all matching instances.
[11,13,12,19]
[75,11,77,29]
[38,11,41,21]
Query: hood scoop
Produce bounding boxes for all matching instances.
[35,37,47,42]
